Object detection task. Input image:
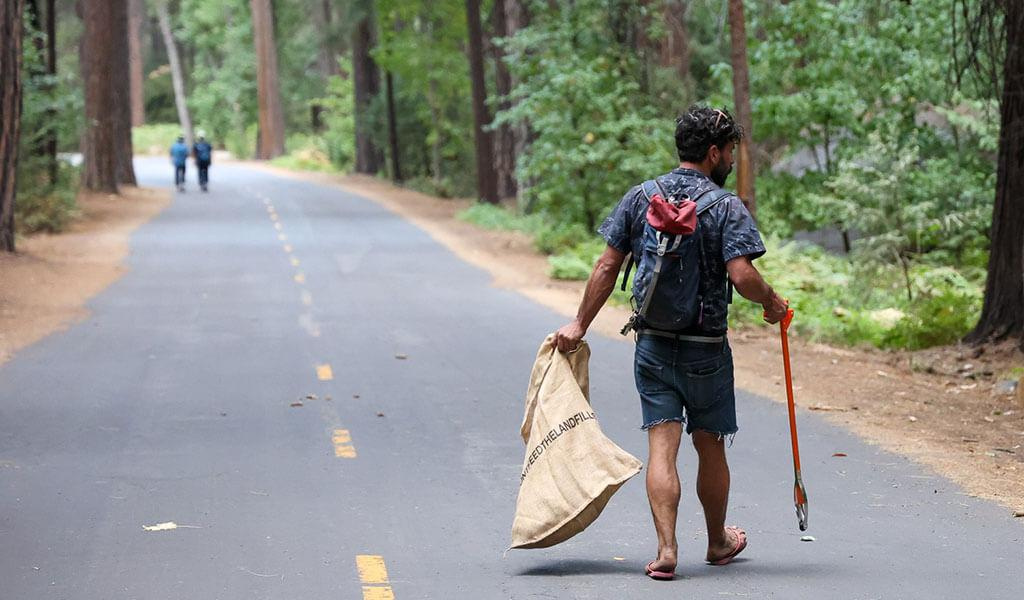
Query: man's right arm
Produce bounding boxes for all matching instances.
[726,255,788,323]
[553,245,627,352]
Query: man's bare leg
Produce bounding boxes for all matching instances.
[692,430,743,561]
[646,421,683,572]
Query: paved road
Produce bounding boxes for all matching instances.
[1,158,1021,599]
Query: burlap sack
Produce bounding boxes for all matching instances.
[510,335,643,549]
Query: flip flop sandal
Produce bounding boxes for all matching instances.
[645,561,675,581]
[707,526,747,566]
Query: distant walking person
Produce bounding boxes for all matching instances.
[193,133,213,192]
[170,135,189,192]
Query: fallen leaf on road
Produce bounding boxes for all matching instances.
[800,536,816,542]
[290,402,303,408]
[376,412,385,417]
[612,557,625,561]
[305,394,318,401]
[352,394,360,399]
[808,405,848,412]
[1013,511,1024,518]
[143,521,178,531]
[395,353,408,360]
[832,452,847,457]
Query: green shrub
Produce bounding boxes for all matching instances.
[132,123,183,156]
[15,162,79,234]
[270,133,338,173]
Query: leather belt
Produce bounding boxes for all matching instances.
[637,329,725,343]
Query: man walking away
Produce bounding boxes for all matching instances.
[553,105,788,581]
[170,135,189,192]
[193,132,213,192]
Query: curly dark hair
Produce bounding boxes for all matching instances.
[674,105,744,163]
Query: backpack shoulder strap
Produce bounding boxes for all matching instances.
[694,188,733,215]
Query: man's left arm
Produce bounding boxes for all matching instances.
[553,245,627,352]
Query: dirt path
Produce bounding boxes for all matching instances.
[249,163,1024,514]
[0,186,171,365]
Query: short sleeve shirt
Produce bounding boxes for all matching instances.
[597,168,766,335]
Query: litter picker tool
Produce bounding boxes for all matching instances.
[775,307,809,531]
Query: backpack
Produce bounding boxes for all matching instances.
[619,178,732,334]
[196,143,212,163]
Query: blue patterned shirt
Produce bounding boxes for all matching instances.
[597,168,766,335]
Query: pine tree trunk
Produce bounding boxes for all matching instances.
[661,1,691,84]
[465,0,498,204]
[251,0,286,159]
[156,1,194,149]
[506,0,530,205]
[129,0,145,127]
[112,0,136,185]
[966,1,1024,348]
[728,0,756,217]
[492,0,517,200]
[81,0,121,193]
[384,70,403,182]
[1,0,25,252]
[352,1,381,174]
[311,0,340,131]
[44,0,56,185]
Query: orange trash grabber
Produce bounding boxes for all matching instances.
[774,307,809,531]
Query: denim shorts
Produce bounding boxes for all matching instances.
[633,332,737,436]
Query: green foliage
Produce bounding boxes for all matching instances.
[373,0,475,189]
[15,6,80,234]
[14,163,79,234]
[499,0,675,229]
[270,134,340,173]
[727,238,982,349]
[132,123,183,156]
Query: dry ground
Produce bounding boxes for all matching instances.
[2,166,1021,515]
[251,163,1024,515]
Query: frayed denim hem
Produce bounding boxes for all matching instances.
[689,428,738,447]
[641,417,685,431]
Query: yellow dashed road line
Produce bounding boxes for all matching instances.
[356,555,393,598]
[278,233,288,242]
[301,290,314,306]
[290,256,301,267]
[316,363,333,381]
[362,587,395,600]
[283,244,293,253]
[333,429,357,458]
[294,272,306,284]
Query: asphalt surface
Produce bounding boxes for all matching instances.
[1,158,1021,599]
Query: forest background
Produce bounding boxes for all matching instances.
[4,0,1022,355]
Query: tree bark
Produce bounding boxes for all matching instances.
[155,1,194,149]
[492,0,517,200]
[966,1,1024,347]
[384,70,403,182]
[80,0,121,193]
[465,0,499,204]
[661,1,691,84]
[44,0,56,185]
[352,1,381,174]
[311,0,341,131]
[1,0,25,252]
[728,0,756,217]
[112,0,136,185]
[505,0,530,204]
[129,0,145,127]
[250,0,286,159]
